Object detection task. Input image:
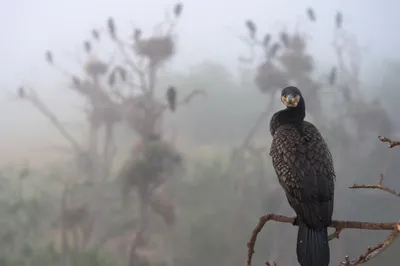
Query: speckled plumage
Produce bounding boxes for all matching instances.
[269,86,335,266]
[270,120,335,227]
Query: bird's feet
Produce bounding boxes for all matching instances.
[292,216,299,226]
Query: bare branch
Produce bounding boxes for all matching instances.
[114,38,148,93]
[247,174,400,266]
[339,223,399,265]
[378,136,400,148]
[160,89,206,112]
[18,87,81,152]
[176,89,206,106]
[350,174,400,197]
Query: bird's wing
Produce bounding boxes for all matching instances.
[270,123,335,227]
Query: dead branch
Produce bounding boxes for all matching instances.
[115,38,148,93]
[378,136,400,148]
[177,89,206,105]
[18,87,82,152]
[350,174,400,197]
[339,222,400,265]
[247,173,400,266]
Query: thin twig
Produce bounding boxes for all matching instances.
[247,174,400,266]
[378,136,400,148]
[339,222,400,265]
[350,174,400,197]
[115,38,148,93]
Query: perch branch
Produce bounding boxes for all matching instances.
[160,89,206,112]
[248,174,400,266]
[378,136,400,148]
[176,89,206,106]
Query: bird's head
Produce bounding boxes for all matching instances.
[281,86,302,108]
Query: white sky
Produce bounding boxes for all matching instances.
[0,0,398,164]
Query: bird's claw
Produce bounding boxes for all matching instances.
[292,216,299,226]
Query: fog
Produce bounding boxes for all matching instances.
[2,0,400,158]
[0,0,400,265]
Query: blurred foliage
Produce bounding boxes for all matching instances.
[7,54,400,264]
[0,248,116,266]
[5,4,400,266]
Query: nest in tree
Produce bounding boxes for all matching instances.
[254,62,288,93]
[279,51,314,78]
[84,57,108,77]
[134,36,175,64]
[119,139,183,203]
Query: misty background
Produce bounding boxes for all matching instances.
[0,0,399,265]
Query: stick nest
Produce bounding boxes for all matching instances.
[134,36,175,64]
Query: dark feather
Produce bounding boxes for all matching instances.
[166,86,177,112]
[72,76,81,87]
[45,51,53,64]
[134,28,142,41]
[270,86,335,266]
[335,12,343,29]
[329,66,337,85]
[306,7,316,22]
[91,29,100,40]
[173,3,183,17]
[107,17,116,39]
[18,87,25,98]
[245,20,256,39]
[262,34,271,48]
[268,43,280,58]
[84,41,91,53]
[108,71,116,87]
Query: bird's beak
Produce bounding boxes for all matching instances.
[281,94,300,107]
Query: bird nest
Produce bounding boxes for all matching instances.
[84,58,108,77]
[119,139,182,192]
[134,36,175,64]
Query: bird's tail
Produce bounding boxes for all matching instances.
[296,219,330,266]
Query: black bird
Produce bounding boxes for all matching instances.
[262,33,271,48]
[173,2,183,17]
[335,12,343,29]
[45,51,53,64]
[306,7,316,22]
[269,86,335,266]
[245,20,256,39]
[166,86,177,112]
[134,28,142,42]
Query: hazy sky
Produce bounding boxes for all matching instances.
[0,0,398,163]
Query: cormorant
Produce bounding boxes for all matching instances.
[269,86,335,266]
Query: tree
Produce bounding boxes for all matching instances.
[15,2,203,265]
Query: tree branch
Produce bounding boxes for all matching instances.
[378,136,400,148]
[247,154,400,266]
[18,87,82,152]
[350,173,400,197]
